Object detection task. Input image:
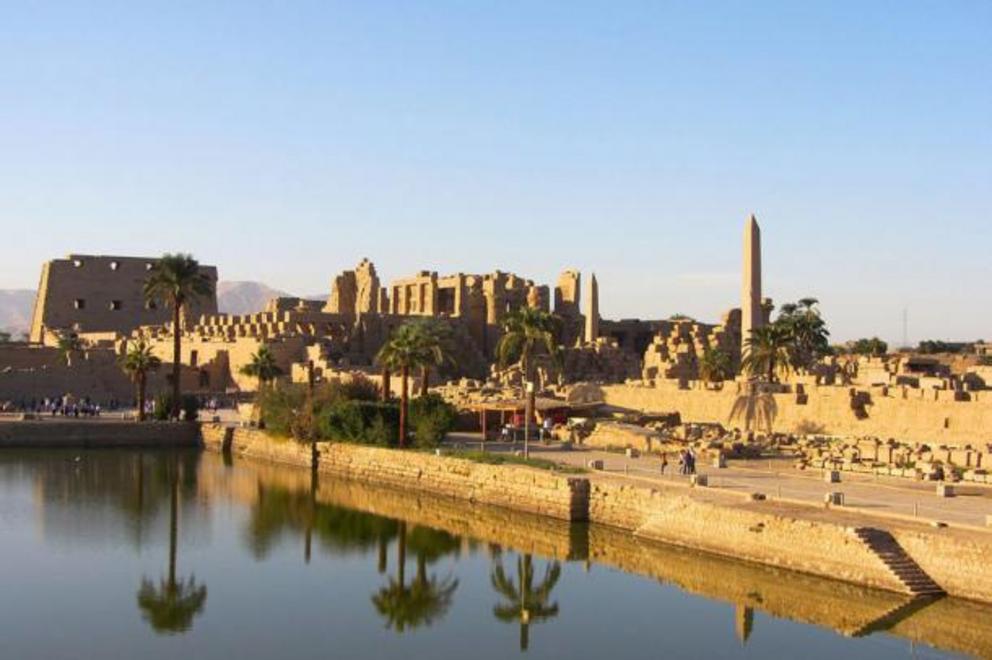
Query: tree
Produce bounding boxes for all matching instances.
[405,318,455,396]
[698,346,733,384]
[239,344,283,390]
[120,340,162,421]
[849,337,888,357]
[742,324,792,383]
[775,298,830,370]
[144,254,214,419]
[55,331,82,367]
[136,457,207,633]
[491,553,561,651]
[376,322,432,448]
[496,307,561,425]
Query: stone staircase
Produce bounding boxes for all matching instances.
[852,527,945,597]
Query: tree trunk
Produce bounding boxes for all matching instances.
[137,372,147,422]
[381,367,391,401]
[399,367,409,448]
[171,302,182,420]
[421,365,430,396]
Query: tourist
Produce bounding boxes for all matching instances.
[660,452,668,475]
[541,416,553,443]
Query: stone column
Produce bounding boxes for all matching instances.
[741,214,763,348]
[584,273,599,344]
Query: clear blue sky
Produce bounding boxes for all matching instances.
[2,1,989,344]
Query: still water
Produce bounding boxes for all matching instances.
[0,449,987,660]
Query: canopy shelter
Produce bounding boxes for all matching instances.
[469,397,586,440]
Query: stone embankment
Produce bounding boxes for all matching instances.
[0,419,201,448]
[201,425,992,603]
[202,426,589,522]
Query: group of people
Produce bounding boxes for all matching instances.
[40,396,104,418]
[660,447,697,476]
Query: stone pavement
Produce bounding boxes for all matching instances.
[447,432,992,530]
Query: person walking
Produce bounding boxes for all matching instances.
[660,452,669,476]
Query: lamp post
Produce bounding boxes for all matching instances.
[524,381,534,459]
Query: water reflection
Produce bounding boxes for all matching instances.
[136,454,208,634]
[491,552,561,650]
[2,449,991,659]
[372,522,460,632]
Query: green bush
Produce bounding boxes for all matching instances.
[150,392,199,421]
[152,392,172,421]
[318,400,400,445]
[408,394,458,448]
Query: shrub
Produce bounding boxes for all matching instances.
[181,395,200,421]
[408,394,458,448]
[335,375,380,402]
[152,392,172,421]
[318,400,400,445]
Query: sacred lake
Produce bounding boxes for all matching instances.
[0,449,988,660]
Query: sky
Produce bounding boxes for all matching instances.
[1,1,989,345]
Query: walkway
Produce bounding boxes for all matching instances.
[447,433,992,530]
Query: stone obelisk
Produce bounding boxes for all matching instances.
[584,273,600,344]
[741,214,762,347]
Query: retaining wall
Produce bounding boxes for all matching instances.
[0,420,201,448]
[202,426,589,522]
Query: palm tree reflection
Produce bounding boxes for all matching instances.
[136,454,207,634]
[372,522,459,632]
[491,553,561,651]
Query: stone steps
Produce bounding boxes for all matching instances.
[852,527,945,596]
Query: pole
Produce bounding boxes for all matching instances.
[524,382,534,459]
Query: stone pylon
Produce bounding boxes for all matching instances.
[584,273,599,344]
[741,214,763,349]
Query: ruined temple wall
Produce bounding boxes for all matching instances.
[30,255,218,342]
[597,381,992,444]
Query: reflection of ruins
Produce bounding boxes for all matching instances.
[202,451,992,659]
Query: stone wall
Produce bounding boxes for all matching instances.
[892,527,992,603]
[30,254,217,342]
[586,480,906,592]
[596,380,992,444]
[202,426,589,521]
[0,420,201,447]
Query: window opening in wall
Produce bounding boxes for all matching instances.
[110,300,122,311]
[110,261,119,270]
[73,259,84,268]
[145,300,157,310]
[73,299,86,310]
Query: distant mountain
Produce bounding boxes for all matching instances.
[0,289,36,338]
[216,281,291,316]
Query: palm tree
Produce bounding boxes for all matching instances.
[372,522,459,633]
[496,307,561,426]
[239,344,283,391]
[136,456,207,633]
[120,340,162,421]
[55,331,82,367]
[405,318,455,396]
[741,324,792,383]
[144,254,214,419]
[491,553,561,651]
[376,323,432,448]
[698,346,732,385]
[776,298,830,370]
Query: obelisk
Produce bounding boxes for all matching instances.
[741,214,763,347]
[584,273,599,344]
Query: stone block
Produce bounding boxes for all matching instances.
[587,459,604,470]
[824,470,841,483]
[713,454,727,469]
[691,474,708,487]
[824,492,844,506]
[936,483,955,498]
